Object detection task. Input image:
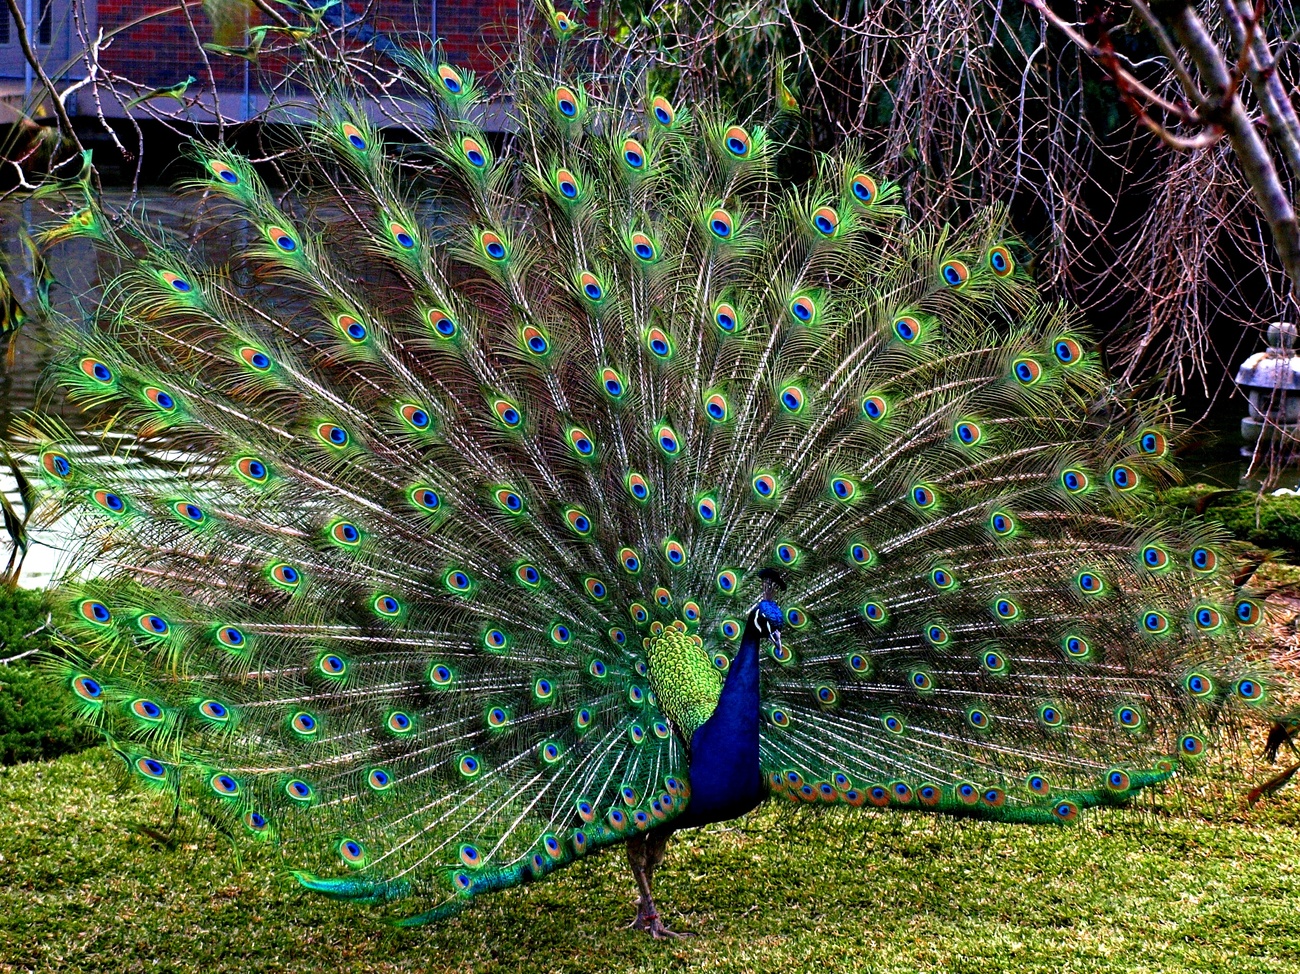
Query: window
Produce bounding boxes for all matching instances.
[38,0,50,45]
[0,10,9,44]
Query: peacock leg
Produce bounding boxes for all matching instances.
[626,827,689,938]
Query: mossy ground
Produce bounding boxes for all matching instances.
[4,748,1300,973]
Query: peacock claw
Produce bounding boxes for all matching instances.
[627,904,692,939]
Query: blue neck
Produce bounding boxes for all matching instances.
[677,617,765,827]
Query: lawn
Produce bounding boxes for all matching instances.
[3,748,1300,973]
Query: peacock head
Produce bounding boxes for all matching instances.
[750,568,787,653]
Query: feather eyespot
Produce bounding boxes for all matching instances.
[646,326,672,358]
[655,423,680,456]
[1060,469,1089,493]
[994,598,1020,621]
[411,486,442,512]
[893,315,921,343]
[622,138,646,170]
[630,232,656,262]
[401,403,432,430]
[618,547,642,574]
[982,650,1008,674]
[334,313,368,343]
[130,612,167,639]
[721,619,740,639]
[584,577,608,600]
[650,587,671,608]
[776,542,799,566]
[723,125,751,157]
[91,489,126,514]
[199,699,229,722]
[567,427,595,457]
[1013,358,1042,385]
[930,567,956,589]
[72,675,103,701]
[340,121,367,150]
[269,563,301,589]
[650,96,676,126]
[708,208,733,239]
[136,757,167,780]
[601,367,627,400]
[910,484,936,508]
[830,477,856,501]
[386,711,413,733]
[752,473,778,499]
[173,501,206,524]
[78,595,111,626]
[41,451,72,479]
[216,626,245,649]
[1194,606,1223,631]
[437,64,464,93]
[235,456,268,484]
[429,663,454,686]
[988,246,1014,276]
[515,563,541,588]
[578,271,604,302]
[266,226,297,253]
[330,520,361,543]
[1053,337,1083,364]
[316,423,350,448]
[789,295,816,324]
[492,398,522,429]
[555,86,580,118]
[461,137,488,168]
[696,494,718,523]
[848,543,874,567]
[850,173,877,205]
[565,506,593,536]
[290,711,318,735]
[445,569,473,593]
[239,346,272,371]
[1236,677,1265,700]
[1062,635,1091,660]
[79,357,113,384]
[716,570,738,594]
[160,270,192,292]
[1235,599,1262,626]
[630,603,649,624]
[989,511,1015,536]
[427,307,457,338]
[1139,429,1168,456]
[811,206,839,236]
[714,302,739,333]
[779,384,805,414]
[683,601,701,622]
[210,773,241,796]
[1110,464,1139,491]
[940,259,969,287]
[554,10,574,31]
[143,386,177,412]
[704,392,729,423]
[387,221,416,250]
[339,839,367,866]
[373,594,401,617]
[318,654,347,677]
[663,539,687,567]
[861,601,886,623]
[626,472,650,502]
[1076,571,1105,595]
[924,624,949,646]
[954,420,982,445]
[208,159,239,183]
[554,168,580,200]
[1141,545,1169,570]
[480,231,507,261]
[861,395,887,421]
[520,325,549,355]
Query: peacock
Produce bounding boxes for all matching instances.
[14,5,1278,937]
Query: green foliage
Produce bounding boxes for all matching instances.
[1159,486,1300,557]
[0,586,89,765]
[2,747,1299,972]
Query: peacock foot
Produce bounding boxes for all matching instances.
[627,901,693,939]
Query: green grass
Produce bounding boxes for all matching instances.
[5,749,1300,972]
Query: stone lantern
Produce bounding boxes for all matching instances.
[1237,323,1300,457]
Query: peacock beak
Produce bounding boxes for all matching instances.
[771,629,782,655]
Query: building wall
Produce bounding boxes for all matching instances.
[93,0,520,93]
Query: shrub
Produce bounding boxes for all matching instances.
[0,586,91,765]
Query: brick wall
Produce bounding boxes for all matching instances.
[96,0,520,93]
